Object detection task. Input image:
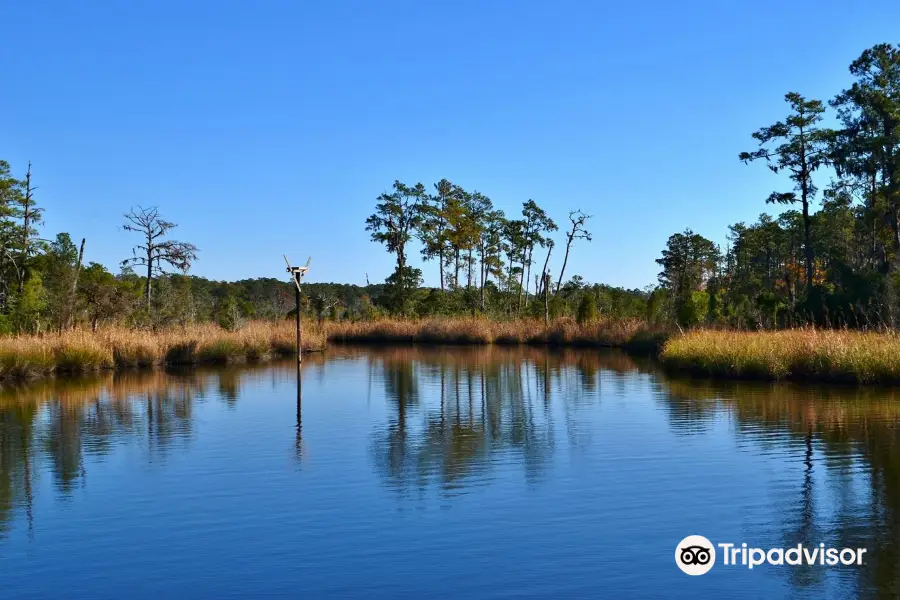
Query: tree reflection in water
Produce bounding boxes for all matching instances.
[367,346,638,496]
[3,349,900,597]
[364,346,900,596]
[657,377,900,597]
[0,363,292,540]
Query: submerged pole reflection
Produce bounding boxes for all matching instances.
[296,360,303,462]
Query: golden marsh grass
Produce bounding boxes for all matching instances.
[660,328,900,384]
[4,318,899,384]
[324,317,669,350]
[0,321,326,379]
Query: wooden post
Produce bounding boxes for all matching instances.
[295,274,302,364]
[66,238,86,330]
[284,255,311,366]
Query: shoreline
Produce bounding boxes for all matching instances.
[327,320,900,385]
[660,329,900,385]
[0,322,327,380]
[324,317,670,353]
[0,319,899,386]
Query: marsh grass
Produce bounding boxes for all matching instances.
[197,339,244,364]
[5,317,897,384]
[660,328,900,384]
[0,321,326,379]
[324,317,670,351]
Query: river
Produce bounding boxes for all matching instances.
[0,345,895,598]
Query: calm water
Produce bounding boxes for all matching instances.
[0,346,898,598]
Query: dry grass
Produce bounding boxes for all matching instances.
[0,321,326,379]
[324,317,670,351]
[660,328,900,384]
[0,316,669,380]
[12,318,899,385]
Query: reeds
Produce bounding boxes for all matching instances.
[0,321,326,379]
[0,317,667,381]
[324,317,670,351]
[660,328,900,384]
[8,318,899,385]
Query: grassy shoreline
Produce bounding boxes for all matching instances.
[3,318,900,385]
[660,329,900,384]
[0,317,669,380]
[329,319,900,384]
[325,317,669,351]
[0,321,326,379]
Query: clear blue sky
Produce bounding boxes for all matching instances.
[3,0,899,289]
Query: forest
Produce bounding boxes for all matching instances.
[2,42,900,337]
[0,168,386,333]
[364,43,900,330]
[0,170,645,333]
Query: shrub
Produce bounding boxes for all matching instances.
[577,294,598,325]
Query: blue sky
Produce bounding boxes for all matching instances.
[3,0,899,289]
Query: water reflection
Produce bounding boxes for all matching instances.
[3,348,900,597]
[363,347,640,493]
[360,347,900,596]
[367,347,590,495]
[296,361,303,462]
[0,363,303,540]
[658,378,900,597]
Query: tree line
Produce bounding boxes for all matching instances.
[365,178,620,320]
[0,169,390,332]
[13,41,899,332]
[362,43,900,329]
[652,43,900,329]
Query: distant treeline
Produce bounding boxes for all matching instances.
[8,42,899,333]
[0,163,646,332]
[0,166,391,332]
[364,43,900,330]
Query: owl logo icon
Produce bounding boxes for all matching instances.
[675,535,716,575]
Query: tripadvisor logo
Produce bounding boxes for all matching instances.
[675,535,867,576]
[676,535,716,576]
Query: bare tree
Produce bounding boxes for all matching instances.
[556,210,592,293]
[65,238,85,329]
[311,293,339,324]
[122,206,198,311]
[543,272,551,324]
[537,239,554,297]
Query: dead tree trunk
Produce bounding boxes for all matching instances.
[66,238,86,330]
[538,241,553,297]
[544,272,551,324]
[524,246,534,308]
[556,211,592,293]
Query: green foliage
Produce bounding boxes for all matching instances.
[216,295,242,332]
[595,284,648,319]
[12,273,47,333]
[576,293,597,325]
[37,233,81,330]
[0,43,899,334]
[676,291,709,328]
[656,229,720,297]
[380,266,424,316]
[740,92,832,293]
[707,287,724,323]
[646,288,670,323]
[416,288,457,317]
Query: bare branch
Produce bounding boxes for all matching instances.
[555,210,593,293]
[123,206,199,311]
